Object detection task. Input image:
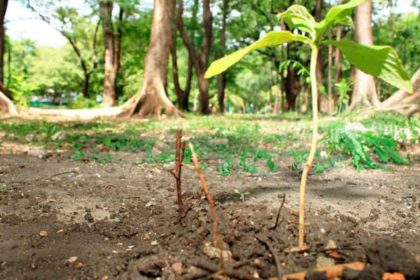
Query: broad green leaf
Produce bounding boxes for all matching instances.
[327,40,412,92]
[205,31,310,79]
[315,0,365,38]
[279,5,316,38]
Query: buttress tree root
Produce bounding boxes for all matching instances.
[118,0,181,118]
[377,68,420,116]
[0,90,17,115]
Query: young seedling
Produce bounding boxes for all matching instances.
[234,189,250,202]
[205,0,412,249]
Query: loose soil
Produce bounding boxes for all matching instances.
[0,151,419,279]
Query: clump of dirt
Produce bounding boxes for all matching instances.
[0,154,419,279]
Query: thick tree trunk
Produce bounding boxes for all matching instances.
[100,0,117,107]
[349,0,380,110]
[177,0,212,115]
[120,0,178,118]
[0,0,8,85]
[216,0,228,113]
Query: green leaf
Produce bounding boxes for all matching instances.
[205,31,310,79]
[327,40,412,92]
[315,0,365,38]
[278,5,316,38]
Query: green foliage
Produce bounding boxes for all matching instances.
[205,31,310,78]
[234,189,250,202]
[0,183,9,192]
[326,124,408,170]
[218,160,232,176]
[315,0,364,37]
[205,0,411,95]
[335,79,351,113]
[326,40,412,92]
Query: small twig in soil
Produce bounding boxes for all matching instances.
[167,129,186,214]
[272,194,286,230]
[256,235,282,280]
[188,259,258,280]
[189,144,223,255]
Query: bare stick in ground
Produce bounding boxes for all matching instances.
[189,143,222,249]
[272,194,286,230]
[167,129,186,214]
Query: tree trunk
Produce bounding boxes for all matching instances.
[333,0,343,87]
[171,35,192,111]
[349,0,380,110]
[327,30,334,112]
[120,0,179,118]
[100,0,117,107]
[171,1,192,111]
[216,0,228,113]
[315,0,329,113]
[0,0,8,85]
[82,72,90,98]
[177,0,212,115]
[114,6,124,99]
[285,67,299,111]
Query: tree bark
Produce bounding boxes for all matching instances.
[285,67,299,111]
[349,0,380,110]
[327,30,334,112]
[82,72,91,99]
[171,1,192,111]
[0,0,8,85]
[177,0,212,114]
[171,42,192,111]
[333,0,343,87]
[100,0,117,107]
[114,6,124,98]
[216,0,228,113]
[315,0,329,113]
[120,0,179,118]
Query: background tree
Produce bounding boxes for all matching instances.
[27,0,101,98]
[349,0,380,109]
[171,0,193,111]
[120,0,178,117]
[98,0,124,107]
[216,0,229,113]
[177,0,213,114]
[0,0,8,85]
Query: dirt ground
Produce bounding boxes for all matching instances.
[0,150,419,279]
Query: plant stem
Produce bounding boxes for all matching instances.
[298,45,319,248]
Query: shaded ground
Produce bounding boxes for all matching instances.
[0,150,419,279]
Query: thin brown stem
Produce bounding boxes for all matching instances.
[189,143,221,248]
[272,194,286,230]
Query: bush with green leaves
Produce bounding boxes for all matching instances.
[205,0,412,248]
[326,123,408,170]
